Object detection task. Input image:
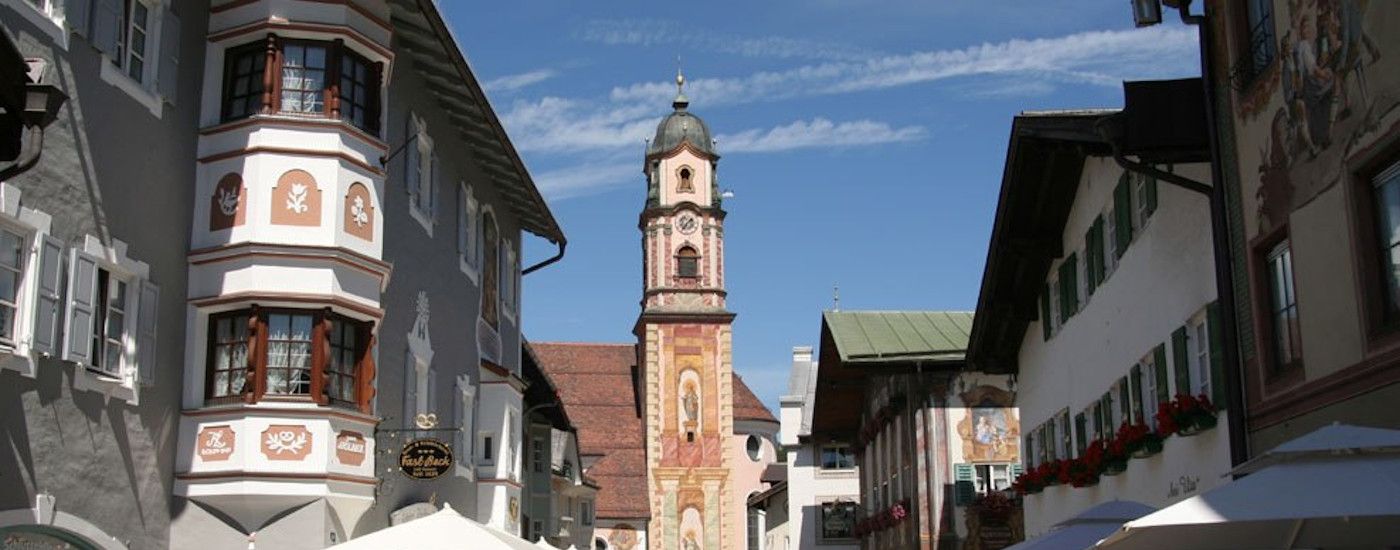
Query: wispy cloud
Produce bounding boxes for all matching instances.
[483,69,557,93]
[719,118,925,153]
[579,18,877,62]
[533,161,639,200]
[608,26,1198,107]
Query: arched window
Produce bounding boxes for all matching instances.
[481,211,499,328]
[746,434,763,461]
[677,245,699,278]
[677,166,694,193]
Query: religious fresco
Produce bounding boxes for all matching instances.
[608,525,639,550]
[957,385,1020,463]
[1236,0,1400,233]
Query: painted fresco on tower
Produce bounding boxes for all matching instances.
[957,385,1020,463]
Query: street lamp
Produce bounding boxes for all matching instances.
[1131,0,1163,27]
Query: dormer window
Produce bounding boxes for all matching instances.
[677,166,694,193]
[677,246,699,278]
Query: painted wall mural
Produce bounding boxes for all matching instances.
[609,524,639,550]
[343,182,374,241]
[209,173,246,231]
[271,170,322,226]
[1237,0,1400,233]
[957,385,1020,463]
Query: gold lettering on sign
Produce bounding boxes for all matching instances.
[336,430,367,466]
[261,425,313,461]
[197,425,236,462]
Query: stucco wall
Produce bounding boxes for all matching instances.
[0,1,207,548]
[1016,158,1229,535]
[784,443,859,550]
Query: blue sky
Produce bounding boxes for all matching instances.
[442,1,1201,412]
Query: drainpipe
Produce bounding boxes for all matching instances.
[0,123,46,181]
[523,240,566,275]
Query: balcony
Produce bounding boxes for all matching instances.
[173,403,379,534]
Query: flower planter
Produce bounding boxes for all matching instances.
[1131,438,1164,458]
[1102,460,1128,476]
[1070,478,1099,488]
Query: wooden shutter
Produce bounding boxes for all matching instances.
[1074,412,1086,456]
[1118,376,1131,425]
[91,0,122,59]
[1208,301,1226,409]
[1130,364,1144,424]
[1100,392,1113,431]
[355,325,377,414]
[1172,326,1191,398]
[1114,173,1132,257]
[1084,221,1100,296]
[67,0,92,38]
[62,250,97,365]
[136,280,159,386]
[156,7,181,104]
[1059,410,1071,457]
[953,463,975,505]
[1144,176,1158,217]
[1060,253,1078,317]
[1040,284,1051,340]
[31,235,64,357]
[1091,402,1102,441]
[1092,217,1106,286]
[1153,344,1170,403]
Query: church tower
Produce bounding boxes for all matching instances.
[636,72,738,550]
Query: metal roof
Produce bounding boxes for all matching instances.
[822,310,974,364]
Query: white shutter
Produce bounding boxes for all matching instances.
[426,154,438,219]
[31,234,64,357]
[62,250,97,365]
[91,0,122,60]
[156,7,180,104]
[66,0,92,38]
[136,280,159,386]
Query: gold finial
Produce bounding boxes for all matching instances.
[676,56,684,92]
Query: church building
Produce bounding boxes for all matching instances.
[534,73,780,550]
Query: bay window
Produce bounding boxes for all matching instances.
[220,36,382,135]
[203,307,373,409]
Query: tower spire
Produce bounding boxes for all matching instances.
[673,58,689,111]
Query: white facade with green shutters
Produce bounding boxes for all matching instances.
[1015,156,1231,536]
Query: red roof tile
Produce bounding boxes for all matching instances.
[733,374,778,423]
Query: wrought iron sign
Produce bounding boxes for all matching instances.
[399,438,453,480]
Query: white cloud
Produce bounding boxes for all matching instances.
[501,97,658,153]
[607,26,1198,107]
[533,161,639,200]
[483,69,557,93]
[579,18,875,62]
[719,118,925,153]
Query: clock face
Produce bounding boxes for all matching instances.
[677,214,699,235]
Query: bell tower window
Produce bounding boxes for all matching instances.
[677,166,694,193]
[677,246,699,278]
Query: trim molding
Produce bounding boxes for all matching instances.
[208,20,393,61]
[1247,345,1400,430]
[189,241,392,286]
[200,115,388,152]
[175,470,377,486]
[198,145,385,177]
[182,404,379,424]
[189,291,385,320]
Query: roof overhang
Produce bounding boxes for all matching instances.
[388,0,564,246]
[966,110,1117,375]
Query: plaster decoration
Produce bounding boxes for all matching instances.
[336,430,368,466]
[261,425,313,460]
[411,290,431,347]
[344,182,375,241]
[270,170,322,226]
[196,425,236,462]
[209,173,246,231]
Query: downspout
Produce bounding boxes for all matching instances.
[523,239,566,275]
[0,124,46,181]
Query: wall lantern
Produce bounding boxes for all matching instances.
[1131,0,1163,27]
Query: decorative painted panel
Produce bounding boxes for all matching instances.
[343,182,374,241]
[336,430,367,466]
[209,173,246,231]
[270,170,322,226]
[261,424,313,460]
[196,425,236,462]
[957,385,1020,463]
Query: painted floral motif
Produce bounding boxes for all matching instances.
[216,187,240,216]
[351,195,369,227]
[265,428,309,455]
[286,183,310,214]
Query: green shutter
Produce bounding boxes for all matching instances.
[1114,173,1133,257]
[1118,376,1131,424]
[1010,463,1024,478]
[1074,413,1087,456]
[1144,176,1159,217]
[1086,217,1104,293]
[1091,402,1103,441]
[1208,302,1227,410]
[1172,326,1191,398]
[1040,285,1052,341]
[1060,254,1079,318]
[1101,392,1113,431]
[954,463,975,505]
[1060,410,1072,454]
[1046,421,1058,460]
[1154,344,1170,404]
[1130,365,1144,424]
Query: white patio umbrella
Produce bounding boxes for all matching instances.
[1003,500,1155,550]
[330,503,538,550]
[534,537,560,548]
[1096,424,1400,550]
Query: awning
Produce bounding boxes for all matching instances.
[1096,424,1400,550]
[1004,500,1155,550]
[330,503,538,549]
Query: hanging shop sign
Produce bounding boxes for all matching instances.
[399,438,453,479]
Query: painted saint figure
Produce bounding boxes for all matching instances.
[682,381,699,425]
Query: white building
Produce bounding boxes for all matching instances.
[778,346,860,550]
[968,109,1231,536]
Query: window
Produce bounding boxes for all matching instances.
[819,444,855,470]
[819,501,856,541]
[581,500,593,526]
[1057,410,1071,459]
[532,436,545,473]
[1133,174,1154,231]
[974,464,1013,494]
[677,166,694,193]
[405,114,436,226]
[457,184,478,278]
[746,434,763,461]
[114,0,151,83]
[64,236,160,395]
[1189,316,1212,397]
[1230,0,1276,88]
[480,433,495,465]
[222,43,267,121]
[1370,161,1400,323]
[1265,241,1302,370]
[677,246,699,278]
[1073,412,1087,456]
[219,37,382,134]
[1045,419,1058,461]
[202,308,371,407]
[0,227,25,344]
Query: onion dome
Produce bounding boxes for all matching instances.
[647,70,715,158]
